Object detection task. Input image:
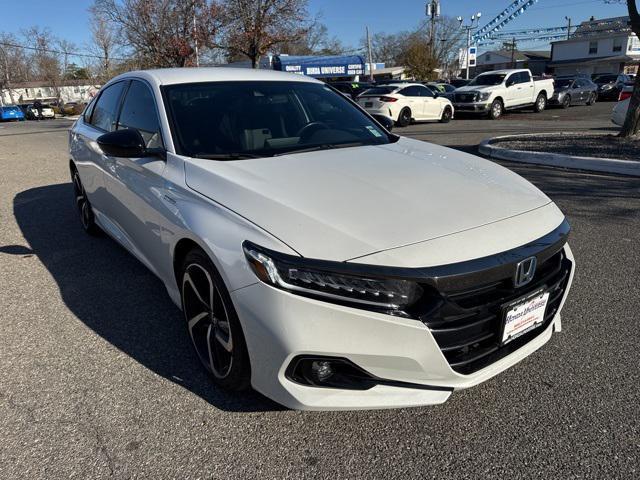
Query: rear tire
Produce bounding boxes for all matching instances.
[534,93,547,113]
[488,99,503,120]
[397,108,412,127]
[439,106,453,123]
[180,248,251,392]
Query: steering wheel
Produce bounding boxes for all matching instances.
[296,121,330,142]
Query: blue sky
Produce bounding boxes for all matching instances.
[0,0,628,56]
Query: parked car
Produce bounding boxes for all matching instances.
[452,69,555,119]
[356,83,454,126]
[328,81,375,100]
[25,104,55,120]
[0,105,25,121]
[611,84,632,127]
[425,82,457,94]
[450,78,471,88]
[60,102,87,115]
[548,77,598,108]
[593,73,633,101]
[69,68,574,411]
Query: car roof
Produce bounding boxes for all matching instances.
[383,83,425,88]
[108,67,322,87]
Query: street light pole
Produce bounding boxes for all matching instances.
[457,12,482,80]
[565,16,572,40]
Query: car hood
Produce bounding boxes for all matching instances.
[455,85,502,94]
[183,137,552,262]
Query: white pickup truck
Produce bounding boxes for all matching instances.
[452,69,555,119]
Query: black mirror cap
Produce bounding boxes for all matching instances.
[371,114,394,132]
[97,129,146,158]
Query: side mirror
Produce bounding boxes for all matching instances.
[371,114,394,131]
[97,129,149,158]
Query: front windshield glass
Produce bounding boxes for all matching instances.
[555,79,574,88]
[468,74,506,86]
[164,81,393,159]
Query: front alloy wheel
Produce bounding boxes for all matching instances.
[180,248,250,390]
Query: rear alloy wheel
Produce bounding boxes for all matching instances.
[72,169,100,235]
[561,95,571,109]
[397,108,412,127]
[586,93,596,106]
[180,248,250,391]
[440,107,453,123]
[534,93,547,113]
[489,99,503,120]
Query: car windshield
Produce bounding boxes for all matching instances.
[164,81,394,159]
[594,75,617,83]
[555,79,574,88]
[468,74,506,86]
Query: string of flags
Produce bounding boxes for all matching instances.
[473,0,539,42]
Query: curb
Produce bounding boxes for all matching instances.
[479,133,640,177]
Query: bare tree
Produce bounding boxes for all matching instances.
[220,0,311,68]
[92,0,223,68]
[279,21,346,56]
[88,8,122,80]
[22,27,63,101]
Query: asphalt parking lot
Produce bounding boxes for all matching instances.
[1,107,638,479]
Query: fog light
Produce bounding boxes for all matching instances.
[311,361,334,382]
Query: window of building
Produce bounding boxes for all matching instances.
[613,38,623,52]
[589,41,598,55]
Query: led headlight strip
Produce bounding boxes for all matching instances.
[243,241,423,311]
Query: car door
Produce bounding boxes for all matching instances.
[397,86,424,118]
[71,81,128,217]
[503,73,521,108]
[103,79,168,276]
[419,86,443,119]
[515,71,534,105]
[574,79,587,102]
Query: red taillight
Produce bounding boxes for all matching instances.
[619,90,632,101]
[379,96,398,102]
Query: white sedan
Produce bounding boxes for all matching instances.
[356,83,454,127]
[69,68,574,411]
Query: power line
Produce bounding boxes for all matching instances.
[0,40,128,62]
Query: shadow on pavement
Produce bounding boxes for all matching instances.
[13,183,283,413]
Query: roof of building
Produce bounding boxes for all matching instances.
[548,54,639,65]
[573,16,631,38]
[479,50,550,62]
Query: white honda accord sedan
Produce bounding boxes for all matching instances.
[69,68,574,410]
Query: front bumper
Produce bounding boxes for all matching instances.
[597,88,619,100]
[232,243,574,411]
[453,102,491,112]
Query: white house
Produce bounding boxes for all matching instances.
[0,80,101,106]
[549,16,640,76]
[475,50,550,75]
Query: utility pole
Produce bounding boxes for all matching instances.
[565,16,572,40]
[458,12,482,80]
[193,10,200,67]
[366,26,374,82]
[503,38,517,68]
[426,1,441,57]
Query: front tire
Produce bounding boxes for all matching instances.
[397,108,412,127]
[488,99,503,120]
[586,93,596,105]
[561,95,571,109]
[71,169,100,236]
[534,93,547,112]
[180,248,251,391]
[439,106,453,123]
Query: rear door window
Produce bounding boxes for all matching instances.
[90,81,127,132]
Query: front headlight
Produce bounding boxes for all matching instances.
[243,241,423,311]
[601,84,613,90]
[478,92,492,101]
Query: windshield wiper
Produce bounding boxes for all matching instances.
[192,152,267,160]
[272,141,371,157]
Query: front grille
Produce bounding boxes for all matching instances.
[419,249,572,375]
[454,92,478,103]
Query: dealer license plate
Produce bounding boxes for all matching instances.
[501,289,550,345]
[365,102,373,108]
